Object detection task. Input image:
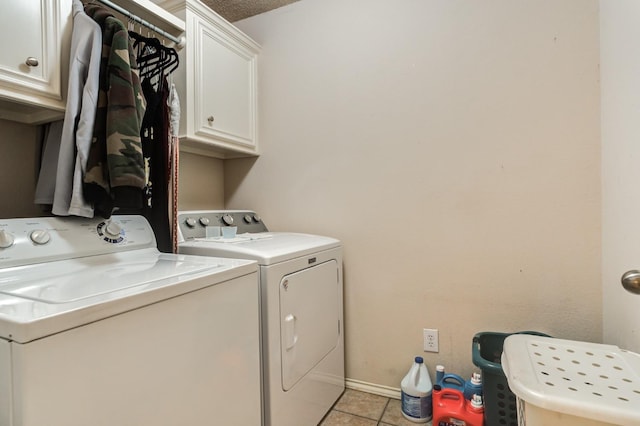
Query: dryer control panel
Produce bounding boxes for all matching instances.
[179,210,268,240]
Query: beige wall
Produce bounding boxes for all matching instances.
[0,119,44,218]
[229,0,602,388]
[178,152,225,210]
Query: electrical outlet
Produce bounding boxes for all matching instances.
[423,328,439,353]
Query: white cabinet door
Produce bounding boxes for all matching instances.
[162,0,259,158]
[1,2,46,82]
[0,0,72,124]
[196,19,255,150]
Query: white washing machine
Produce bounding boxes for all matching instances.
[178,210,345,426]
[0,215,261,426]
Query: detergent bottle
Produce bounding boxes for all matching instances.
[463,372,483,400]
[436,365,445,384]
[432,385,484,426]
[401,356,433,423]
[434,365,465,393]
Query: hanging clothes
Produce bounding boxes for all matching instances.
[131,33,180,253]
[34,120,64,206]
[34,0,101,217]
[168,83,181,253]
[53,0,102,217]
[83,3,146,219]
[140,78,171,252]
[168,82,181,136]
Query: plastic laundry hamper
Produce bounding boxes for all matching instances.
[472,331,550,426]
[502,334,640,426]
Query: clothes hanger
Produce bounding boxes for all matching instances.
[130,33,164,83]
[140,39,179,85]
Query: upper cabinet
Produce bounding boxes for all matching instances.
[0,0,73,124]
[159,0,260,158]
[0,0,184,126]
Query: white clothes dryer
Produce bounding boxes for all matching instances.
[178,210,345,426]
[0,215,261,426]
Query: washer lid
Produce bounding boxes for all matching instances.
[0,249,256,343]
[179,232,341,265]
[0,251,227,304]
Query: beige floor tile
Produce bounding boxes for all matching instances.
[333,389,389,420]
[320,410,378,426]
[380,398,432,426]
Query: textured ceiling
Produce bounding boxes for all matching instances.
[201,0,300,22]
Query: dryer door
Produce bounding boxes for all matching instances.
[280,260,339,391]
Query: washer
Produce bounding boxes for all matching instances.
[0,215,261,426]
[178,210,345,426]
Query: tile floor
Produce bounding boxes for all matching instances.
[320,389,432,426]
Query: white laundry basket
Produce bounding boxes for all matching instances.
[501,335,640,426]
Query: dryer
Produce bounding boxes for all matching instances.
[178,210,345,426]
[0,215,261,426]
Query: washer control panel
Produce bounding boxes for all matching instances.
[178,210,268,240]
[0,215,156,268]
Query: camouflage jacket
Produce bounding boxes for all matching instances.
[83,4,146,218]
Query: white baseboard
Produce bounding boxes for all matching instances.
[345,378,401,400]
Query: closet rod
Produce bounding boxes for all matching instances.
[95,0,186,49]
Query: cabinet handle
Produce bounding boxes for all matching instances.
[25,57,39,67]
[207,116,215,124]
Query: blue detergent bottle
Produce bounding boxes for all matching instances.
[434,365,465,392]
[463,372,483,400]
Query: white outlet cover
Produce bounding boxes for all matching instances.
[423,328,439,353]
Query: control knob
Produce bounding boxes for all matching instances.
[222,214,234,226]
[243,214,252,224]
[185,217,197,228]
[0,229,15,248]
[103,221,122,238]
[252,214,261,223]
[199,217,210,226]
[30,229,51,245]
